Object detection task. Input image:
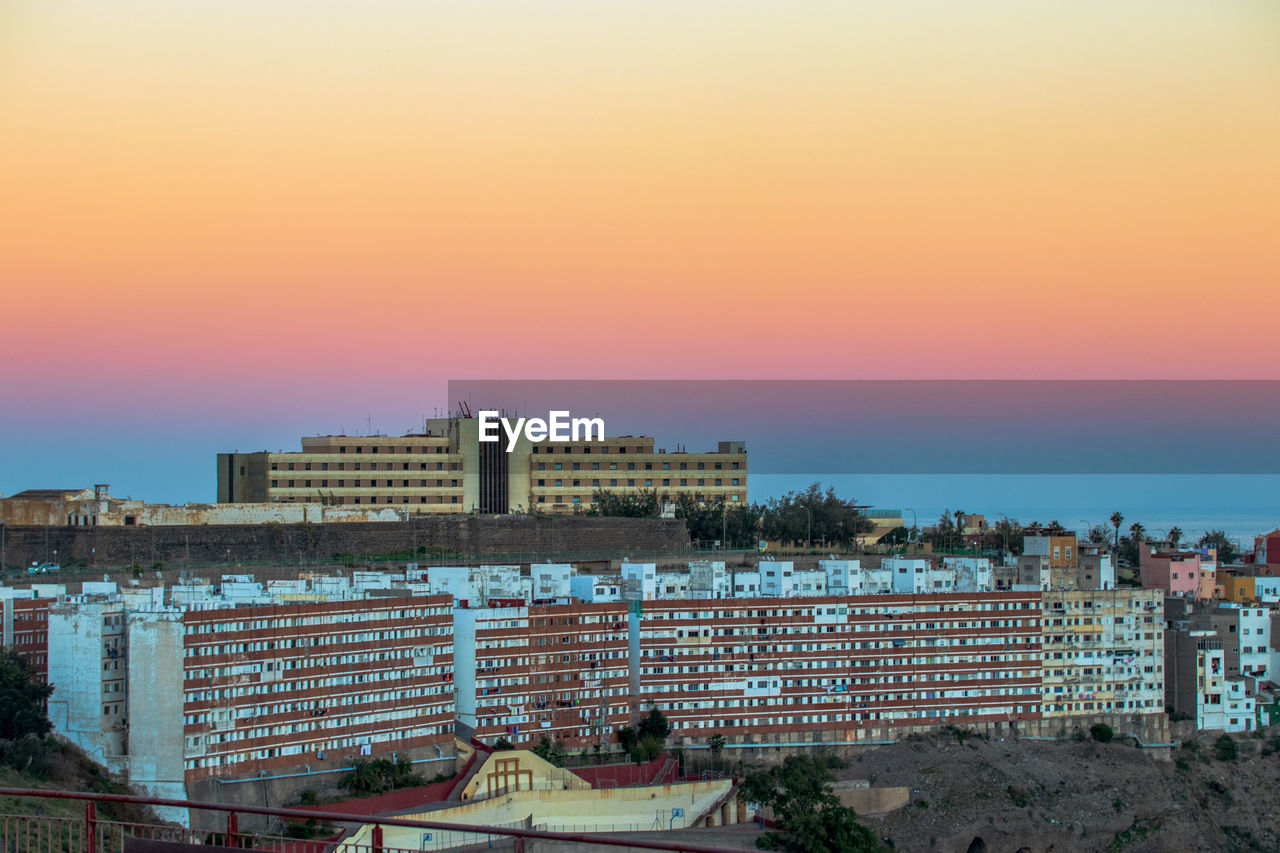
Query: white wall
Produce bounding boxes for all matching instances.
[126,610,190,825]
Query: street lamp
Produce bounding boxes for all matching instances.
[803,506,811,549]
[904,508,918,555]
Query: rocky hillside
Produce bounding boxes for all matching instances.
[850,728,1278,852]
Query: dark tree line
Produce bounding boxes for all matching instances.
[586,482,874,548]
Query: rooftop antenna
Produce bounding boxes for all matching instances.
[366,412,372,436]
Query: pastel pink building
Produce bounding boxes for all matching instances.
[1140,546,1203,597]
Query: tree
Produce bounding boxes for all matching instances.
[1168,526,1184,549]
[1110,511,1124,550]
[989,517,1023,556]
[638,705,671,741]
[1090,723,1114,743]
[877,526,911,547]
[339,756,422,794]
[532,736,567,767]
[926,510,956,553]
[616,725,638,757]
[1198,530,1238,564]
[759,484,873,548]
[0,649,53,741]
[739,754,883,853]
[587,488,660,518]
[340,758,386,795]
[1120,521,1147,567]
[1087,524,1111,545]
[616,706,670,764]
[1215,735,1239,761]
[708,734,726,771]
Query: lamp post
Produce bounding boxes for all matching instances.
[997,513,1010,559]
[804,506,811,550]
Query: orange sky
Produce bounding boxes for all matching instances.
[2,1,1279,383]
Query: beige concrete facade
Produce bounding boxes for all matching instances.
[1040,589,1164,718]
[218,418,747,515]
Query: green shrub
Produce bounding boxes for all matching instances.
[1090,723,1114,743]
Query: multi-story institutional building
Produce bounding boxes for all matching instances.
[218,416,747,514]
[1039,590,1164,718]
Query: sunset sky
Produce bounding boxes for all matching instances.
[2,2,1278,504]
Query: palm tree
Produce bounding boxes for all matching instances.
[1168,526,1183,549]
[954,509,967,551]
[708,733,726,772]
[341,758,385,794]
[1110,511,1124,550]
[1129,521,1145,543]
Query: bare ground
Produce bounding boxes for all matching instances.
[849,729,1280,853]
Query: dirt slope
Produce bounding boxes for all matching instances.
[850,731,1278,853]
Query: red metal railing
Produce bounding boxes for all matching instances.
[0,788,743,853]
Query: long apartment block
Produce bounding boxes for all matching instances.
[217,415,746,514]
[2,560,1168,811]
[635,593,1045,740]
[44,590,456,807]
